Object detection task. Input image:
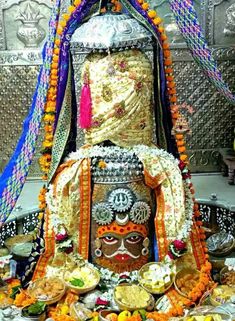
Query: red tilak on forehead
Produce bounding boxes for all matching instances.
[97,221,148,237]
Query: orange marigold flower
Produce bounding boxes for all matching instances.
[178,146,186,153]
[142,2,149,10]
[59,20,67,28]
[170,96,177,103]
[158,26,164,33]
[67,5,76,13]
[53,54,59,62]
[180,154,188,162]
[54,48,60,55]
[164,58,172,66]
[163,42,170,49]
[55,39,61,47]
[148,10,157,19]
[168,81,176,88]
[175,134,184,139]
[161,33,167,41]
[50,79,57,86]
[74,0,81,5]
[176,140,185,147]
[164,50,171,58]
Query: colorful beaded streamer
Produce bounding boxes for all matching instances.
[0,0,61,222]
[169,0,235,105]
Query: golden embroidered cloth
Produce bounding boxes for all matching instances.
[83,50,154,147]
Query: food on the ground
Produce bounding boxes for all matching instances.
[139,263,174,293]
[175,270,200,296]
[64,266,99,289]
[29,277,65,300]
[114,284,151,309]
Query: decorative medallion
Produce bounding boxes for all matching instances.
[92,203,114,225]
[108,188,133,212]
[102,84,113,102]
[130,201,151,224]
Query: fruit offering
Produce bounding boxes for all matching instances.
[29,277,65,301]
[139,262,174,294]
[64,265,100,292]
[114,284,151,310]
[175,269,200,297]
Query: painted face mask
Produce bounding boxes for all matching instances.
[90,177,154,273]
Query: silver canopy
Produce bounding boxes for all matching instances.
[71,12,152,50]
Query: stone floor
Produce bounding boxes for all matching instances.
[7,173,235,222]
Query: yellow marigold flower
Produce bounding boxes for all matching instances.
[59,20,67,28]
[63,13,70,21]
[38,212,44,220]
[153,17,162,25]
[44,114,55,122]
[68,5,76,13]
[98,160,107,169]
[57,26,63,35]
[148,10,157,18]
[142,2,149,10]
[45,133,54,141]
[42,141,53,148]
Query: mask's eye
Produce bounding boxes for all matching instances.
[126,234,142,244]
[102,235,118,245]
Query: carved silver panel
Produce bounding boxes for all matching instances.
[207,0,235,45]
[1,0,52,50]
[149,0,203,45]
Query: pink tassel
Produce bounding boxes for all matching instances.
[79,74,92,129]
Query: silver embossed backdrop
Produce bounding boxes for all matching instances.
[0,0,234,176]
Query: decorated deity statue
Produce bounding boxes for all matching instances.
[0,0,217,316]
[32,2,211,308]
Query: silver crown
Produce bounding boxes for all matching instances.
[91,151,144,184]
[71,12,152,51]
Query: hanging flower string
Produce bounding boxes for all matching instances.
[132,0,212,315]
[38,0,83,217]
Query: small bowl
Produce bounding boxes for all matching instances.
[21,307,46,321]
[210,285,235,307]
[99,310,119,321]
[70,302,93,321]
[114,283,154,311]
[174,268,200,298]
[28,277,66,305]
[65,267,100,294]
[138,262,174,294]
[207,232,235,257]
[5,234,34,259]
[220,266,235,286]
